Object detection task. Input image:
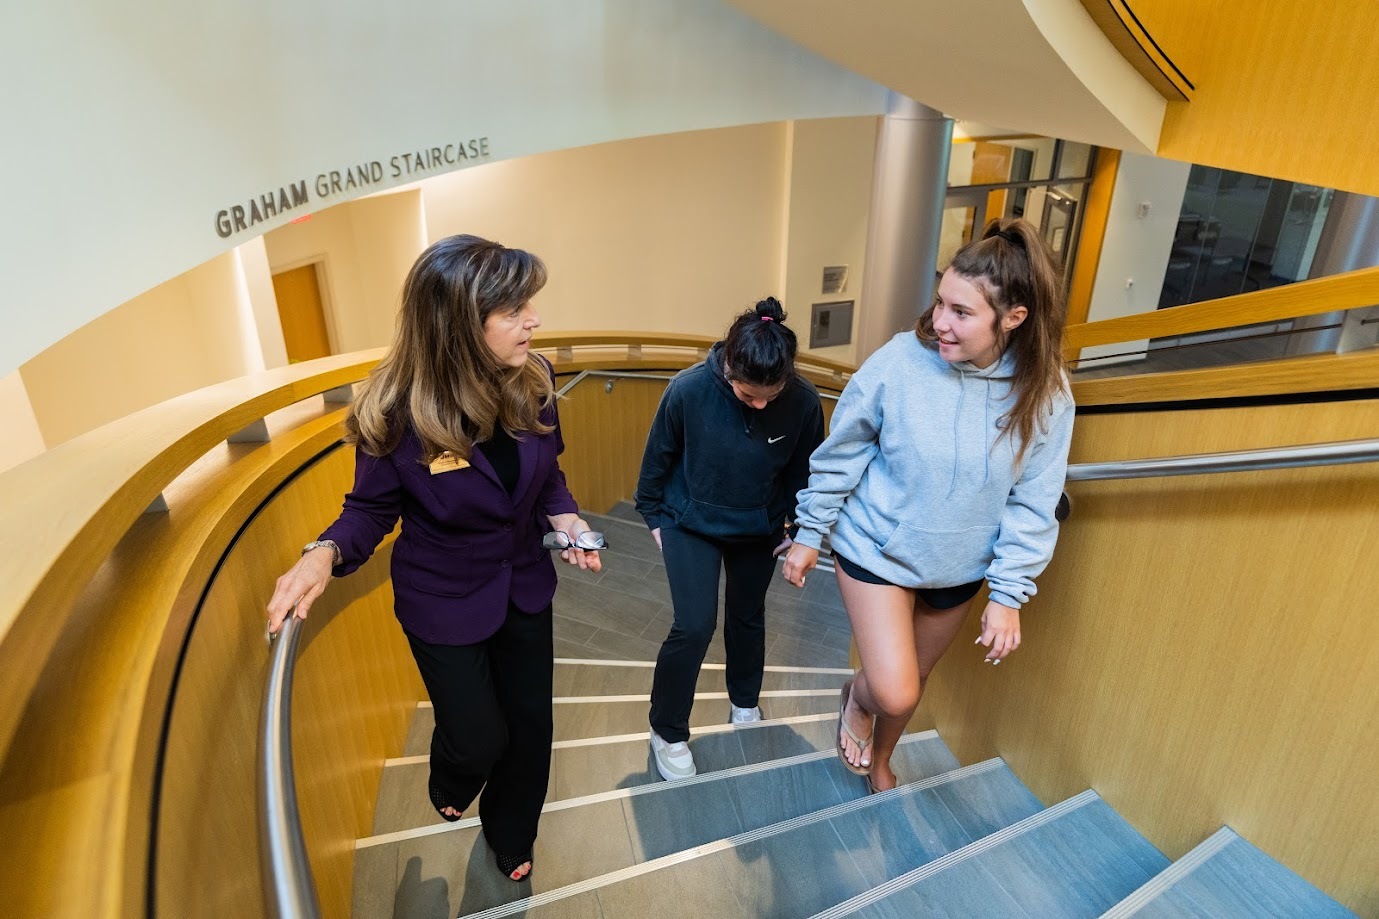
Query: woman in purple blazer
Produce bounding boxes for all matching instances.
[267,235,602,883]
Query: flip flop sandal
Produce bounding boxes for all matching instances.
[496,851,534,882]
[837,678,874,777]
[428,776,463,823]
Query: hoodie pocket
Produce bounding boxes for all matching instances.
[879,522,997,587]
[677,498,771,538]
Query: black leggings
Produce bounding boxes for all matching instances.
[405,602,553,857]
[834,553,984,610]
[649,525,778,743]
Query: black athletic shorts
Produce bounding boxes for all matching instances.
[834,553,984,610]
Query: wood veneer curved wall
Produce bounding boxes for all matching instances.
[0,335,842,919]
[918,395,1379,914]
[2,326,1373,915]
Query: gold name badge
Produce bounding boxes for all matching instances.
[428,451,471,474]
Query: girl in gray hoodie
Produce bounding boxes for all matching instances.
[783,218,1074,793]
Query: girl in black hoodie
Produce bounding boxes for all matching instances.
[635,297,826,780]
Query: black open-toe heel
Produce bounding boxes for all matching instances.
[428,777,463,823]
[496,851,534,882]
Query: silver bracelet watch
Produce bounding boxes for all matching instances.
[302,539,341,566]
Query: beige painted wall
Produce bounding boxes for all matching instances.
[19,251,263,447]
[780,117,878,365]
[237,238,289,370]
[17,122,871,446]
[262,190,426,353]
[3,0,885,377]
[420,124,790,341]
[0,372,46,474]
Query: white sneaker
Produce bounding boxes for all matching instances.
[730,704,763,725]
[649,728,697,780]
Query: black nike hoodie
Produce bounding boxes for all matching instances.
[634,342,826,540]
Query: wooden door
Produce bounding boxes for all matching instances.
[271,264,332,363]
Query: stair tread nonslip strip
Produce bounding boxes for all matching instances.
[356,729,943,848]
[457,758,1008,919]
[808,789,1101,919]
[1096,827,1238,919]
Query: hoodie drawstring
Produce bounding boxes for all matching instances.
[948,366,997,496]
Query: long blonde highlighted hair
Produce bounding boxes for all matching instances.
[347,234,554,460]
[916,218,1067,464]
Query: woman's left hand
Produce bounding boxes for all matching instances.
[547,513,603,572]
[975,600,1020,663]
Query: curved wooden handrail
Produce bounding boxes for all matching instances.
[1064,264,1379,356]
[1077,0,1194,100]
[534,330,857,377]
[1071,347,1379,407]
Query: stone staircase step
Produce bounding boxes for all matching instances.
[377,709,861,836]
[1100,827,1355,918]
[815,790,1169,919]
[414,758,1038,919]
[401,685,842,756]
[355,731,959,918]
[550,658,852,697]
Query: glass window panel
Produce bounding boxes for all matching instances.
[948,142,977,187]
[1056,141,1093,179]
[948,137,1055,187]
[939,203,978,269]
[1159,166,1335,309]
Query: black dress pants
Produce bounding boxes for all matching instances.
[649,525,777,743]
[405,602,553,857]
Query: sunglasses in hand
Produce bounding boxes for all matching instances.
[541,530,608,551]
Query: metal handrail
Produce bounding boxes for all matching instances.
[1067,437,1379,481]
[260,611,322,919]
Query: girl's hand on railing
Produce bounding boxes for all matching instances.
[781,543,818,588]
[975,600,1021,663]
[267,548,335,635]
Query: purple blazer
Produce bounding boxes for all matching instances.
[319,391,579,645]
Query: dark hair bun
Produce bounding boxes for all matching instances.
[723,296,797,386]
[754,296,787,323]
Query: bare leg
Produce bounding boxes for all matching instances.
[835,566,919,785]
[868,595,975,791]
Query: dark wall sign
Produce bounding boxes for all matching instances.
[214,136,491,239]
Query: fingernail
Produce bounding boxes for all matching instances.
[992,659,1001,666]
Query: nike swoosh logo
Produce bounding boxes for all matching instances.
[768,435,786,444]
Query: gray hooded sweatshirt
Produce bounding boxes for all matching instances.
[793,331,1074,609]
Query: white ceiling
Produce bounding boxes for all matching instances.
[726,0,1165,152]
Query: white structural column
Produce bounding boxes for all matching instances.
[855,94,953,362]
[1287,191,1379,355]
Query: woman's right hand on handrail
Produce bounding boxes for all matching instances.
[266,547,335,635]
[781,542,818,588]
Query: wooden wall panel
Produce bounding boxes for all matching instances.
[157,446,423,919]
[555,374,846,516]
[1149,3,1379,197]
[555,376,671,514]
[917,397,1379,914]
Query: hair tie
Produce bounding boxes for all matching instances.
[996,229,1023,247]
[760,315,774,322]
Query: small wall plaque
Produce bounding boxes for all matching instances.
[810,300,854,349]
[822,265,849,295]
